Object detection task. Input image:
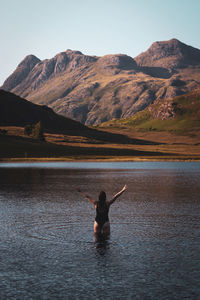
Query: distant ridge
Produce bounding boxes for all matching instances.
[2,39,200,125]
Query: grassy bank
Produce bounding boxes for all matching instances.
[0,133,171,160]
[0,126,200,162]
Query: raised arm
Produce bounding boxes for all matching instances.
[108,185,127,206]
[76,188,96,205]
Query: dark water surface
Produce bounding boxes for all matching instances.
[0,162,199,299]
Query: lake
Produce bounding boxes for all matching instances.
[0,162,199,299]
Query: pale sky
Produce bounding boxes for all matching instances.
[1,0,200,85]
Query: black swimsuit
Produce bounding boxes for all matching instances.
[95,203,109,229]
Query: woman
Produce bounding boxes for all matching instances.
[77,185,127,238]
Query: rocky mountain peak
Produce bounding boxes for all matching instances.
[65,49,83,55]
[97,54,137,71]
[149,38,194,58]
[2,50,98,92]
[2,54,41,91]
[135,38,200,69]
[18,54,41,69]
[52,52,69,74]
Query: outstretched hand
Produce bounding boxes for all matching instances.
[122,185,127,192]
[76,187,96,205]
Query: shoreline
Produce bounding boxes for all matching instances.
[1,156,200,163]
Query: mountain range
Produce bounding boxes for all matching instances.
[2,38,200,125]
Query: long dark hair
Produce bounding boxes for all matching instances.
[98,191,106,209]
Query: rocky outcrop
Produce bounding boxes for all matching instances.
[2,39,200,125]
[148,85,200,122]
[148,99,177,120]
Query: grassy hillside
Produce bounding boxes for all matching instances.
[100,88,200,135]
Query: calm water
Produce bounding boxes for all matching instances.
[0,162,199,299]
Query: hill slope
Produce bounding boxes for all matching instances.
[0,89,88,135]
[1,89,152,145]
[100,86,200,135]
[2,39,200,125]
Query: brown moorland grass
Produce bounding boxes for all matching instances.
[0,126,200,161]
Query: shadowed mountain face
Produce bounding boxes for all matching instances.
[1,89,156,145]
[0,89,88,134]
[2,39,200,125]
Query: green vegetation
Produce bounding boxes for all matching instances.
[32,121,45,141]
[100,91,200,135]
[24,122,45,141]
[24,124,33,136]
